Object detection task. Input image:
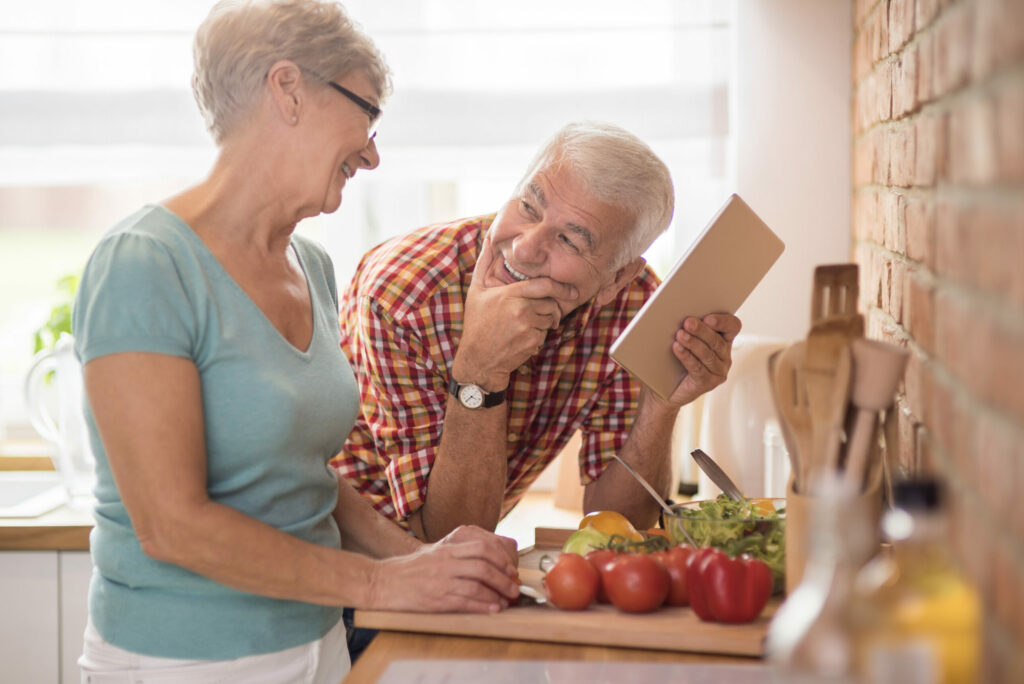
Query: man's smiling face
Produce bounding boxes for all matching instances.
[482,162,637,318]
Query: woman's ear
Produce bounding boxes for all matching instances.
[595,256,646,307]
[266,60,303,124]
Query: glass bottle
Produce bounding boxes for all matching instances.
[850,478,981,684]
[766,474,871,682]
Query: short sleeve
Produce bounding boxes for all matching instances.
[578,366,641,484]
[73,231,197,365]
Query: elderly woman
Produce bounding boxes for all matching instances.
[72,1,519,681]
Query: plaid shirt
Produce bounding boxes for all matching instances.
[330,214,660,524]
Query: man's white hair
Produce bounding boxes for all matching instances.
[516,121,675,267]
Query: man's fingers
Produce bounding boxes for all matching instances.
[703,313,742,342]
[469,236,497,289]
[512,275,578,303]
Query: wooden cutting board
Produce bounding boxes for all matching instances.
[354,528,775,657]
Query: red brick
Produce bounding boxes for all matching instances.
[874,128,892,184]
[914,110,945,186]
[872,3,891,63]
[913,422,932,473]
[880,190,900,244]
[853,190,878,240]
[991,542,1021,638]
[969,203,1024,310]
[935,200,965,282]
[996,77,1024,184]
[1014,442,1024,563]
[860,66,894,131]
[971,413,1016,521]
[892,49,919,118]
[934,291,975,390]
[948,96,999,186]
[873,251,889,308]
[879,61,894,123]
[857,0,884,30]
[854,29,870,85]
[903,349,926,418]
[951,490,991,583]
[916,33,935,105]
[889,124,917,186]
[904,267,936,354]
[982,318,1024,422]
[853,133,874,186]
[888,259,907,322]
[933,4,974,97]
[889,0,916,54]
[885,192,908,252]
[973,0,1024,79]
[905,196,936,267]
[915,0,941,32]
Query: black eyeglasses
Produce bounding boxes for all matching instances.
[301,67,382,135]
[324,80,382,135]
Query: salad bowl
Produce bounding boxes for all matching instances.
[665,496,786,591]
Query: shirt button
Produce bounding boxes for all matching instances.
[507,433,518,442]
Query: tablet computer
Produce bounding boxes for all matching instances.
[610,194,785,399]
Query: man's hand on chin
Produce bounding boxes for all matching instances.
[456,239,577,388]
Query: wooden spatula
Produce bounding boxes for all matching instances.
[804,265,863,480]
[810,264,860,324]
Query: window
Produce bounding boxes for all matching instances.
[0,0,733,435]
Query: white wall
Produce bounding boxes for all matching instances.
[732,0,853,341]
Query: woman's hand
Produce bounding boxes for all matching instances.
[366,525,521,613]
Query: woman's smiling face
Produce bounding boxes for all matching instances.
[308,70,381,215]
[483,162,639,318]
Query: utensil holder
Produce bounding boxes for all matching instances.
[784,439,884,594]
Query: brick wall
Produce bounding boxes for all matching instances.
[852,0,1024,678]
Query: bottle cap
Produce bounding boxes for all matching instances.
[892,478,942,510]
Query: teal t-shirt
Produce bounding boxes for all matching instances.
[72,205,358,659]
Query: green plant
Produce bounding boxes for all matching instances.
[32,274,79,353]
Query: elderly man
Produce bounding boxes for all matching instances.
[332,121,741,542]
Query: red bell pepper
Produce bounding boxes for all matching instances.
[685,547,773,623]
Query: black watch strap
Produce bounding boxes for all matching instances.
[447,377,507,409]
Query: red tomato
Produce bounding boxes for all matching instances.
[602,553,670,613]
[651,545,695,607]
[585,548,619,603]
[543,552,600,610]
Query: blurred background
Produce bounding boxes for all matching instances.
[0,0,850,443]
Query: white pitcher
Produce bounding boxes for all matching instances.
[23,333,96,497]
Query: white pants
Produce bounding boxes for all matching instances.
[79,617,350,684]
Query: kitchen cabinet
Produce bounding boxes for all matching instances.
[0,550,90,684]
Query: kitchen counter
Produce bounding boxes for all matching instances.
[0,498,93,550]
[344,631,762,683]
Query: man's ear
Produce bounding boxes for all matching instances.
[595,256,646,307]
[266,60,304,124]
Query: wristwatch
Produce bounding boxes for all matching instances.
[448,377,507,409]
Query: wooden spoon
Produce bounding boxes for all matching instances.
[844,338,910,491]
[767,350,800,483]
[772,341,815,494]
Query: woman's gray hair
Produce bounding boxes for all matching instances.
[517,121,675,266]
[192,0,392,144]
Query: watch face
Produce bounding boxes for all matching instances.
[458,384,485,409]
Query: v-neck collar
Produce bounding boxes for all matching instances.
[151,204,317,358]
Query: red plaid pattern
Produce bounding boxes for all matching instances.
[331,214,660,524]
